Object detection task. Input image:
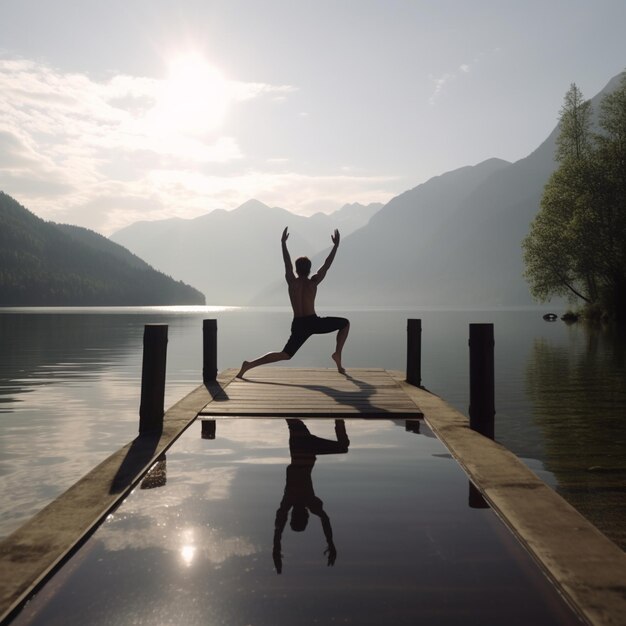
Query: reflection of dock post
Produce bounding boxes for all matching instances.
[405,419,421,434]
[139,324,168,434]
[406,318,422,387]
[201,420,216,439]
[140,456,167,489]
[468,323,495,439]
[468,482,489,508]
[203,319,217,383]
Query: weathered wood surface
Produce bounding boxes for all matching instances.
[199,367,423,418]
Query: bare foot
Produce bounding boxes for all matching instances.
[236,361,251,379]
[331,352,346,374]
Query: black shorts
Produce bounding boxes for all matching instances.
[283,314,349,357]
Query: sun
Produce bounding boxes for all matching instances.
[152,53,231,135]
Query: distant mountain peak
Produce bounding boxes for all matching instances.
[235,199,272,212]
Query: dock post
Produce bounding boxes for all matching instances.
[468,323,495,439]
[406,318,422,387]
[203,319,217,383]
[139,324,168,434]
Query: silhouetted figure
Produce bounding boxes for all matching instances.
[273,419,350,574]
[237,228,350,378]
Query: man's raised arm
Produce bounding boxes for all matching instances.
[311,229,340,284]
[282,227,295,283]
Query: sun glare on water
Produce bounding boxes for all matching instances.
[152,53,231,135]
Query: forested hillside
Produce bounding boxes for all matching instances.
[0,192,205,306]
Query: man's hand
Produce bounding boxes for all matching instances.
[281,227,295,283]
[324,543,337,566]
[311,229,339,284]
[273,546,283,574]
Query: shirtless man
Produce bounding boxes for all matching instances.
[236,227,349,378]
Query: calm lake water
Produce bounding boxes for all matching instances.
[12,419,581,626]
[1,306,625,548]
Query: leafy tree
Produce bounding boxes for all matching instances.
[523,76,626,319]
[595,77,626,315]
[555,83,592,162]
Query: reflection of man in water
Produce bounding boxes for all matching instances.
[237,227,350,378]
[273,419,350,574]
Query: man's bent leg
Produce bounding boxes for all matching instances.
[332,320,349,374]
[237,351,290,379]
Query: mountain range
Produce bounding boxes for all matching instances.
[112,74,625,308]
[111,200,382,304]
[301,72,622,309]
[291,146,555,308]
[0,192,205,306]
[6,72,622,309]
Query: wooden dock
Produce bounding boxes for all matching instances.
[199,367,423,418]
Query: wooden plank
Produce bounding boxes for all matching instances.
[199,367,423,418]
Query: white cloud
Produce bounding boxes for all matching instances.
[0,57,394,233]
[0,58,299,231]
[0,129,47,169]
[230,81,296,102]
[428,72,453,106]
[428,61,475,105]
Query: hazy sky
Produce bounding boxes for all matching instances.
[1,0,624,235]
